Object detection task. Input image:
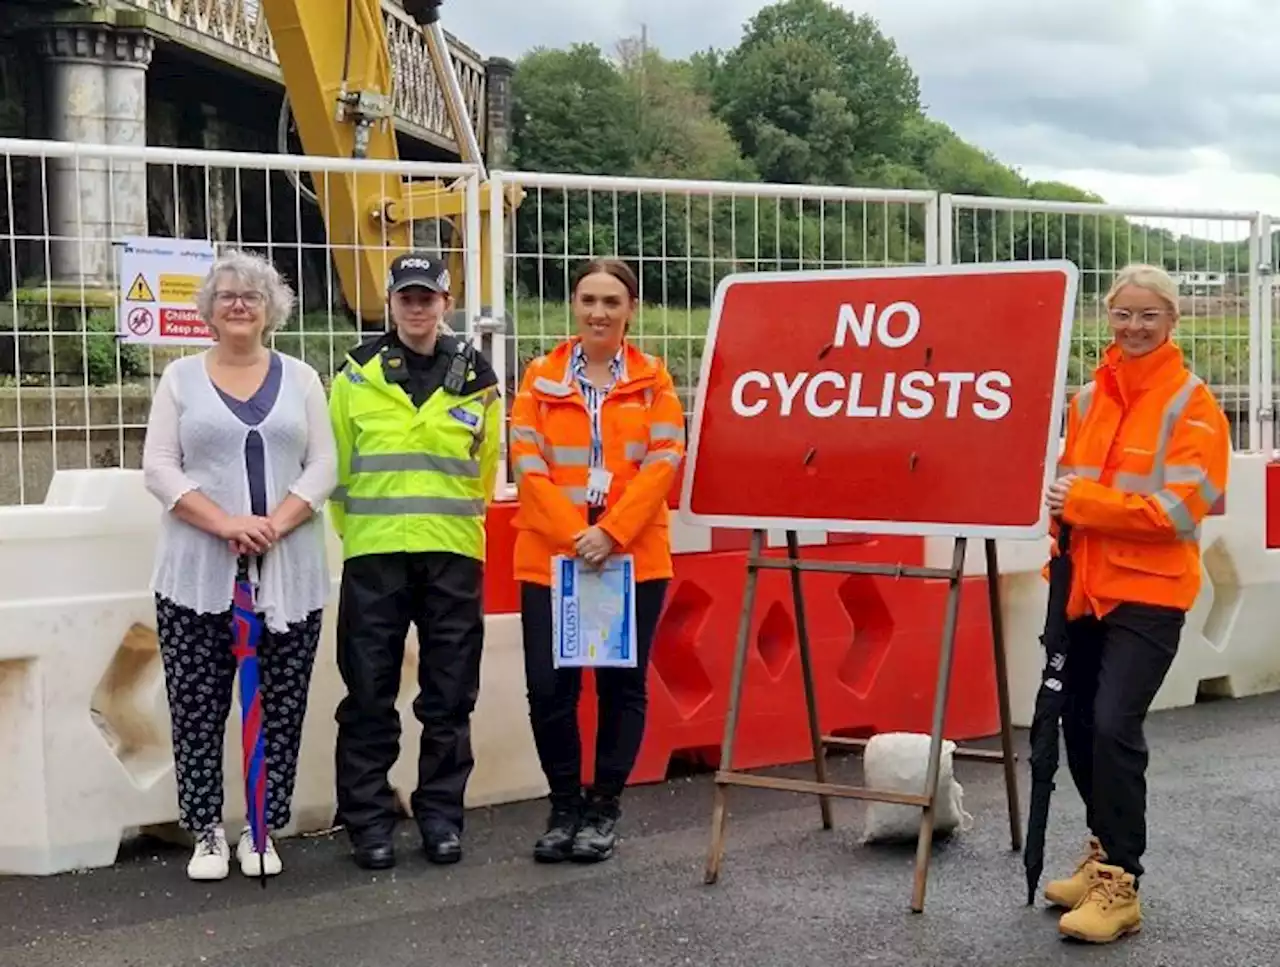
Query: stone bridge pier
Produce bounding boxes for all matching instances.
[39,17,155,292]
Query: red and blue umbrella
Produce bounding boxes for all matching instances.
[231,557,269,887]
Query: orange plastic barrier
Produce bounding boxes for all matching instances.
[575,539,1001,788]
[483,500,520,615]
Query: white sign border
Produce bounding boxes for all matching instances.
[116,234,217,348]
[676,259,1081,541]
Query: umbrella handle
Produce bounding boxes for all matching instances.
[236,553,266,602]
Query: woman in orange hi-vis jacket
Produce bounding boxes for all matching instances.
[1041,263,1231,945]
[509,257,685,865]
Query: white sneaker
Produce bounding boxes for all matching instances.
[187,827,230,881]
[236,827,282,877]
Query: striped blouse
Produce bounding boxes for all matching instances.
[570,342,624,504]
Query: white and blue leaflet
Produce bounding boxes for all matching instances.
[551,554,638,669]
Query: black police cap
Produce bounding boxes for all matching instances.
[387,253,450,294]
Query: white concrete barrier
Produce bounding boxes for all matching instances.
[3,457,1279,875]
[0,470,546,876]
[925,453,1280,726]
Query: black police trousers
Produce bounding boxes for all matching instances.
[520,578,669,805]
[335,551,484,843]
[1061,601,1184,883]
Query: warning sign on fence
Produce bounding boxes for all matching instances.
[678,261,1079,540]
[117,236,216,346]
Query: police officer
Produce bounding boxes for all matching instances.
[328,252,501,870]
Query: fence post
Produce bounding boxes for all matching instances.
[923,193,940,266]
[463,168,483,342]
[1255,214,1274,454]
[937,194,954,266]
[486,170,512,494]
[487,171,508,395]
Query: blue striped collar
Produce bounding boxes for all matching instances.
[571,342,624,387]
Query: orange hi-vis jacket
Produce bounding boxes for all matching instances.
[1055,339,1231,620]
[509,338,687,586]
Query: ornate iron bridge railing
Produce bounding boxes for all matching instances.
[124,0,487,152]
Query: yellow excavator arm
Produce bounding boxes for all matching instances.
[259,0,518,337]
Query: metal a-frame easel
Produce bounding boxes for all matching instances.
[702,529,1023,913]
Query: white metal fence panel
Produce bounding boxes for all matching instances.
[490,169,937,438]
[1261,214,1280,451]
[941,194,1261,452]
[5,139,1276,507]
[0,137,483,505]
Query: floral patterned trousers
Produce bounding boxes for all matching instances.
[155,594,323,835]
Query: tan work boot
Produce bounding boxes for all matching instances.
[1057,863,1141,943]
[1044,835,1106,909]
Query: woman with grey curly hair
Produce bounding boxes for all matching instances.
[142,248,337,882]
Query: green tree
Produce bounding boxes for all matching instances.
[615,38,754,182]
[508,44,635,175]
[900,117,1027,197]
[507,39,762,305]
[711,0,920,184]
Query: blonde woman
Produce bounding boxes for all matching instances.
[1042,263,1230,943]
[142,250,337,881]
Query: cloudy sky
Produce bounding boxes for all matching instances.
[446,0,1280,218]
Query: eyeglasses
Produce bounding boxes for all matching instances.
[214,290,265,307]
[1107,307,1167,327]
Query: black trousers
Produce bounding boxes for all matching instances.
[1061,602,1184,882]
[520,578,669,805]
[155,595,322,834]
[335,551,484,842]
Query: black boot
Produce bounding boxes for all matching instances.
[533,794,582,864]
[570,792,620,863]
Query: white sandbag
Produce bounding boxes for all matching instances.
[861,731,973,844]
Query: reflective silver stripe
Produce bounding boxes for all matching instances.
[1112,471,1153,493]
[342,496,486,517]
[642,450,682,469]
[1109,373,1201,497]
[1105,374,1211,539]
[510,426,544,448]
[1074,381,1096,418]
[534,376,573,397]
[1056,464,1101,480]
[649,422,686,443]
[1163,465,1223,514]
[1152,374,1200,475]
[1115,468,1221,510]
[559,485,587,505]
[1164,464,1206,485]
[350,451,480,477]
[332,485,347,502]
[1154,489,1199,539]
[514,454,549,480]
[551,445,590,466]
[480,387,500,406]
[625,441,647,462]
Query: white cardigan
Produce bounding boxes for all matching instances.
[142,351,338,632]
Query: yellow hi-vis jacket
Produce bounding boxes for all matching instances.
[327,333,502,562]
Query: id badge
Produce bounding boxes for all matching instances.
[586,467,613,506]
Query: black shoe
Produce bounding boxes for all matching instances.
[533,802,582,864]
[352,840,396,870]
[570,794,620,863]
[422,824,462,865]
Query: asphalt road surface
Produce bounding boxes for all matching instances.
[3,692,1278,967]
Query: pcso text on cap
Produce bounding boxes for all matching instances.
[387,253,451,294]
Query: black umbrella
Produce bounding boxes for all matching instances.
[1023,522,1074,906]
